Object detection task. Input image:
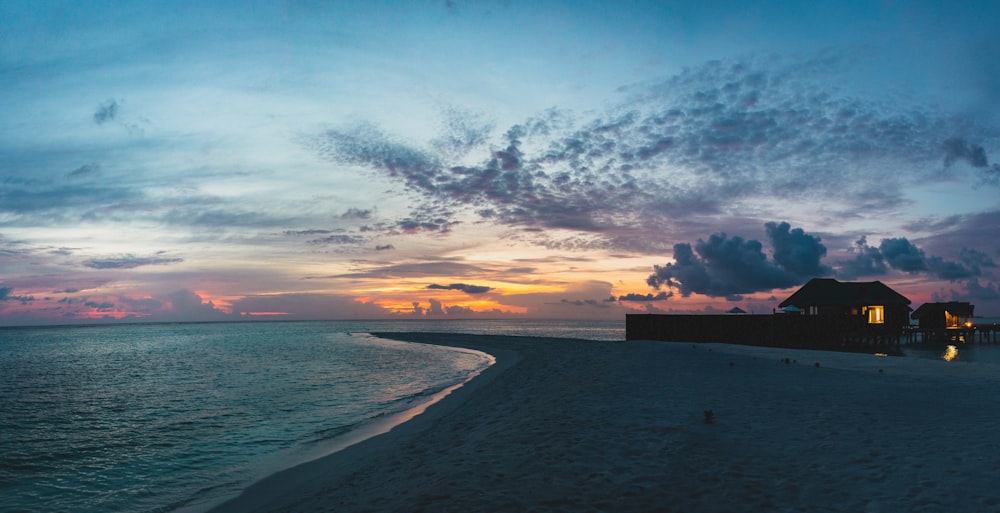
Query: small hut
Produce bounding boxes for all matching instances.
[911,302,974,332]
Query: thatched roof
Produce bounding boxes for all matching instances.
[779,278,911,308]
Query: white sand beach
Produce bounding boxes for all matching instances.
[208,333,1000,513]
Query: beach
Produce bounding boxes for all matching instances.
[208,333,1000,512]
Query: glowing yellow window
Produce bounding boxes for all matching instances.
[945,311,960,328]
[867,305,884,324]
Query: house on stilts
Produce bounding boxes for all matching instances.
[626,278,913,348]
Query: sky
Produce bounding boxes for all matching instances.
[2,0,1000,326]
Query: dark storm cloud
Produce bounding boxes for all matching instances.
[879,238,929,273]
[836,236,888,280]
[647,234,802,298]
[765,221,831,278]
[646,222,832,298]
[427,283,493,294]
[93,99,119,125]
[835,236,989,282]
[82,254,183,269]
[312,53,999,253]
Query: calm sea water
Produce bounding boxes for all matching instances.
[902,316,1000,364]
[0,319,624,513]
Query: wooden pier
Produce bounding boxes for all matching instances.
[905,324,1000,345]
[626,314,1000,350]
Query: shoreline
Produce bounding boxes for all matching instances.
[203,332,522,513]
[207,333,1000,512]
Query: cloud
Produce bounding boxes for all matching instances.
[375,244,395,251]
[427,298,445,316]
[765,221,831,278]
[836,236,888,280]
[559,298,613,308]
[879,238,928,273]
[646,222,830,298]
[0,179,144,220]
[93,99,119,125]
[311,53,1000,253]
[84,300,115,311]
[426,283,493,294]
[942,138,1000,186]
[965,279,1000,301]
[69,163,100,178]
[83,253,183,269]
[431,105,495,159]
[341,208,373,220]
[285,229,333,236]
[618,292,672,302]
[834,236,989,281]
[943,138,989,168]
[307,234,365,245]
[162,289,231,321]
[647,232,803,299]
[0,286,35,302]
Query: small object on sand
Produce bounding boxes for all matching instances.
[814,362,821,368]
[703,409,714,424]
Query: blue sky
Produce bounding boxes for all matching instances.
[2,0,999,325]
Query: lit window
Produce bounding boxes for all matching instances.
[867,305,884,324]
[945,311,960,328]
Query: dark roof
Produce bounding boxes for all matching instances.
[779,278,911,308]
[911,302,975,319]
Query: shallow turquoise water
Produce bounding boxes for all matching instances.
[0,319,624,513]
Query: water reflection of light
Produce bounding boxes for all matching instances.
[942,345,958,362]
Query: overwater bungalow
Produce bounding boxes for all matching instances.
[778,278,912,335]
[911,302,974,331]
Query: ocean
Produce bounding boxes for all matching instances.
[0,319,624,513]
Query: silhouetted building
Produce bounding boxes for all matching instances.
[911,302,974,332]
[778,278,911,334]
[626,278,914,348]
